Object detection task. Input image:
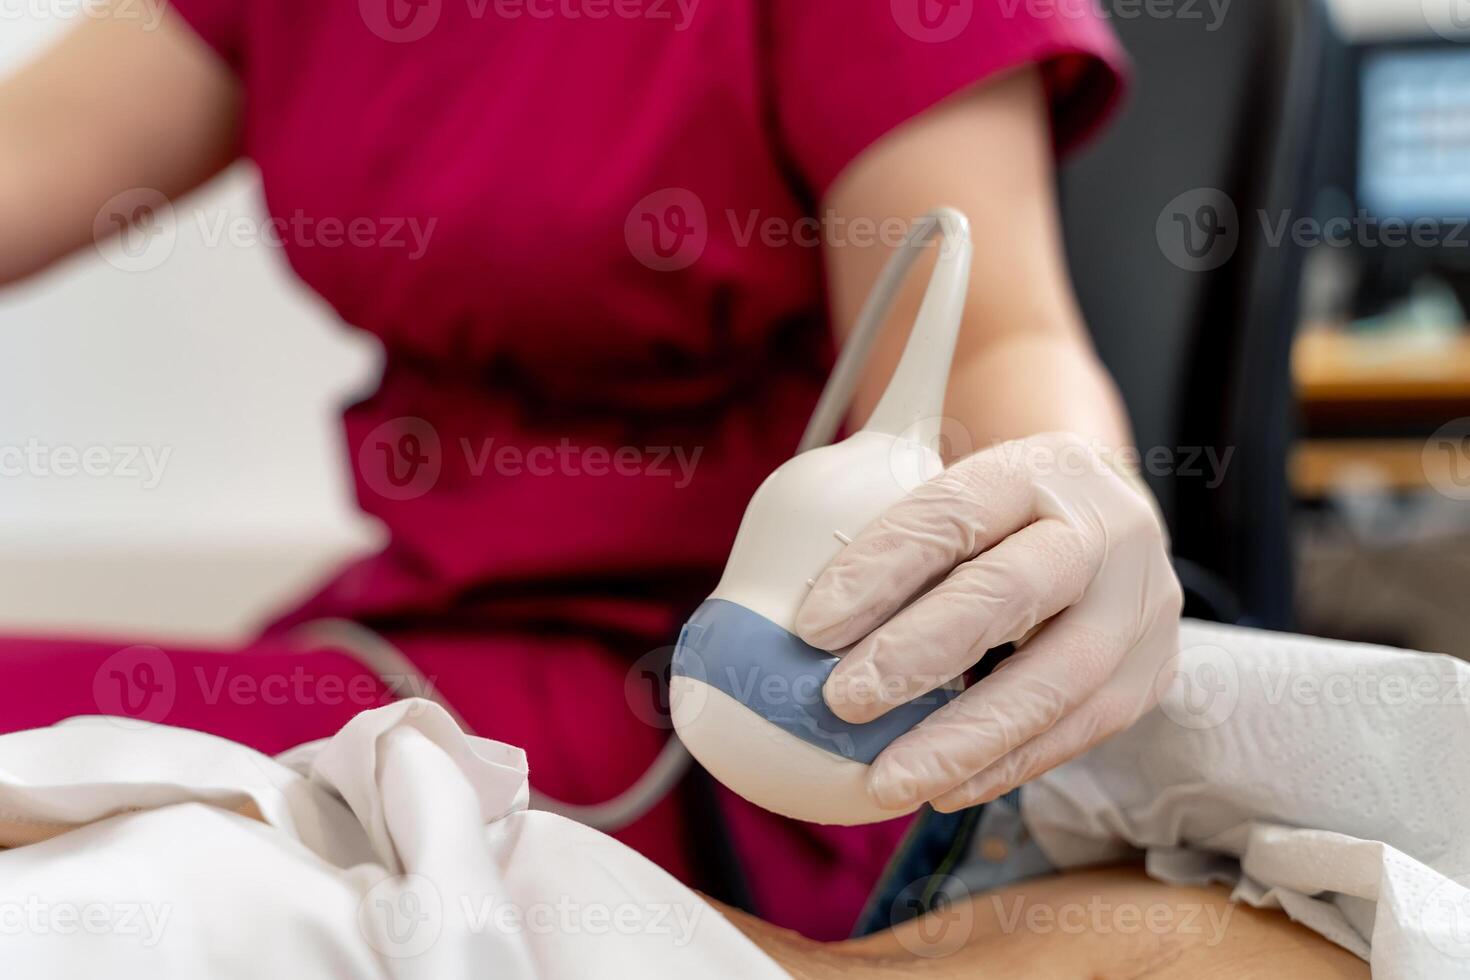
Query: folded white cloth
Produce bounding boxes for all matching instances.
[0,701,785,979]
[1023,619,1470,980]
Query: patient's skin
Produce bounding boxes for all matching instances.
[717,866,1368,980]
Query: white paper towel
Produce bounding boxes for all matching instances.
[1023,619,1470,979]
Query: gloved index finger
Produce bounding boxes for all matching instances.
[866,610,1127,810]
[794,444,1038,651]
[822,515,1101,724]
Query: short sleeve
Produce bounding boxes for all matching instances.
[769,0,1129,198]
[165,0,246,71]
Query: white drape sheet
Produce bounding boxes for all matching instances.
[0,701,786,979]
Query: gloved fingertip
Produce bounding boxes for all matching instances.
[867,774,917,812]
[794,596,852,651]
[867,753,925,811]
[794,617,841,652]
[929,794,968,814]
[822,662,884,724]
[935,767,1013,811]
[931,784,981,813]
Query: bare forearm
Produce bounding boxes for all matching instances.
[0,95,94,284]
[0,1,240,286]
[823,67,1135,460]
[944,333,1131,458]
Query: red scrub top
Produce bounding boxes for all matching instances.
[166,0,1125,938]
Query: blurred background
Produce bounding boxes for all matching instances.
[1,0,1467,653]
[0,13,383,642]
[1061,0,1470,657]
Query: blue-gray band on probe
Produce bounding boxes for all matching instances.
[671,598,960,765]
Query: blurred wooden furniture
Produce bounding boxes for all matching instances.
[1291,438,1456,497]
[1296,323,1470,402]
[1294,322,1470,426]
[1292,322,1470,496]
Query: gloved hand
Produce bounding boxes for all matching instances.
[796,431,1183,813]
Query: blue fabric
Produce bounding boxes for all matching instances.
[852,791,1057,937]
[951,793,1055,894]
[852,805,981,936]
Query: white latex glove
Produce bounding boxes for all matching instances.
[795,431,1183,813]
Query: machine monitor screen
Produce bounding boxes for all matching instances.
[1359,47,1470,222]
